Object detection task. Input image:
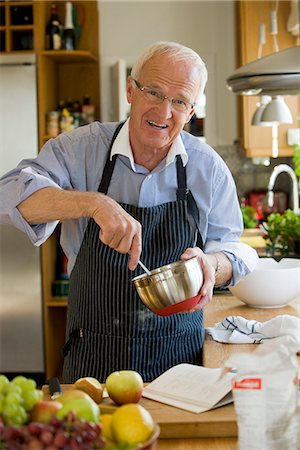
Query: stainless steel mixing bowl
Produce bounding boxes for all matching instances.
[132,257,203,313]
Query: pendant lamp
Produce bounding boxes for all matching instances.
[227,1,300,96]
[260,95,293,123]
[251,96,272,126]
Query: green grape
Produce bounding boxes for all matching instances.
[5,391,23,407]
[0,374,9,394]
[24,378,37,391]
[22,388,43,411]
[11,375,36,393]
[3,402,20,419]
[5,383,22,396]
[0,392,4,414]
[11,375,27,386]
[13,405,28,426]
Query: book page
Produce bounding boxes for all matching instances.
[143,364,234,413]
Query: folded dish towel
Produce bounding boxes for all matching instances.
[205,314,300,344]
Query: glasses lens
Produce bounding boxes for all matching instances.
[171,98,189,112]
[136,81,192,113]
[144,88,163,104]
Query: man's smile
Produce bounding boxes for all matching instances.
[147,120,168,129]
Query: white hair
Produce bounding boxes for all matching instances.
[130,41,208,104]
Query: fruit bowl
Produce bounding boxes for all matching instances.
[138,424,160,449]
[132,257,203,316]
[229,258,300,308]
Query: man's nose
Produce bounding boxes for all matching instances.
[157,97,173,117]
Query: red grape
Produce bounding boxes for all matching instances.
[0,409,107,450]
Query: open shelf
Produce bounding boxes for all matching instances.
[39,50,98,63]
[0,1,35,52]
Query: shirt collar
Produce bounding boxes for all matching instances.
[110,118,188,171]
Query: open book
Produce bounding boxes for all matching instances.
[143,363,234,414]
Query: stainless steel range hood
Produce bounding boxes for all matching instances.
[226,46,300,96]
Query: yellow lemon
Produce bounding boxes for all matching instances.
[101,414,114,440]
[111,403,155,446]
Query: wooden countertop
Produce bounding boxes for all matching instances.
[43,293,299,450]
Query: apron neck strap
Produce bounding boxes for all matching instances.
[176,156,203,249]
[176,156,189,201]
[98,122,125,194]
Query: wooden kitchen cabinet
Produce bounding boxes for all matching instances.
[32,0,100,379]
[0,1,35,52]
[237,0,299,158]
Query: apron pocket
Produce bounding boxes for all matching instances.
[63,328,133,383]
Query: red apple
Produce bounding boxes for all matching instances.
[30,400,62,424]
[57,389,91,405]
[105,370,143,405]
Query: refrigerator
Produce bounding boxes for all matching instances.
[0,53,44,381]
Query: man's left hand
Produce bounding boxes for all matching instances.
[180,247,215,313]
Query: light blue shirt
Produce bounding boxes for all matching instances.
[0,120,258,283]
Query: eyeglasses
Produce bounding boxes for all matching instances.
[133,79,195,113]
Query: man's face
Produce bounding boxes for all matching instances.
[127,53,200,156]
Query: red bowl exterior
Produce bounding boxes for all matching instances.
[152,294,201,316]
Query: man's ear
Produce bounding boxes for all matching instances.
[185,108,195,124]
[127,77,134,104]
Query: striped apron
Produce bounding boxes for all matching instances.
[63,125,205,383]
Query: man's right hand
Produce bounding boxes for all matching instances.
[91,193,142,271]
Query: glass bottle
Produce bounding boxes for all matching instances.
[62,2,76,50]
[46,3,62,50]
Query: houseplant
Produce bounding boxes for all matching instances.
[264,209,300,257]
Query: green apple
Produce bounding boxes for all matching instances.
[105,370,143,406]
[56,397,100,423]
[30,400,62,424]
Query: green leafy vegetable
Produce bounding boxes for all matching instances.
[265,209,300,256]
[241,206,257,229]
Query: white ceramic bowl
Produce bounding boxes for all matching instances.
[229,258,300,308]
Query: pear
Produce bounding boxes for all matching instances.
[56,389,91,405]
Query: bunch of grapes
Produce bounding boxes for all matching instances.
[0,412,107,450]
[0,375,43,427]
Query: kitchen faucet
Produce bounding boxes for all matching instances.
[267,164,300,214]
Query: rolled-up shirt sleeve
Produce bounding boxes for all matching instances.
[0,137,72,245]
[205,240,258,286]
[201,155,259,286]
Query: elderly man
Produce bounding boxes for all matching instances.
[0,41,258,382]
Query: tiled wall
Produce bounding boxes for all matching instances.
[216,144,294,208]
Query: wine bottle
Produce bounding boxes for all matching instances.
[46,3,62,50]
[62,2,76,50]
